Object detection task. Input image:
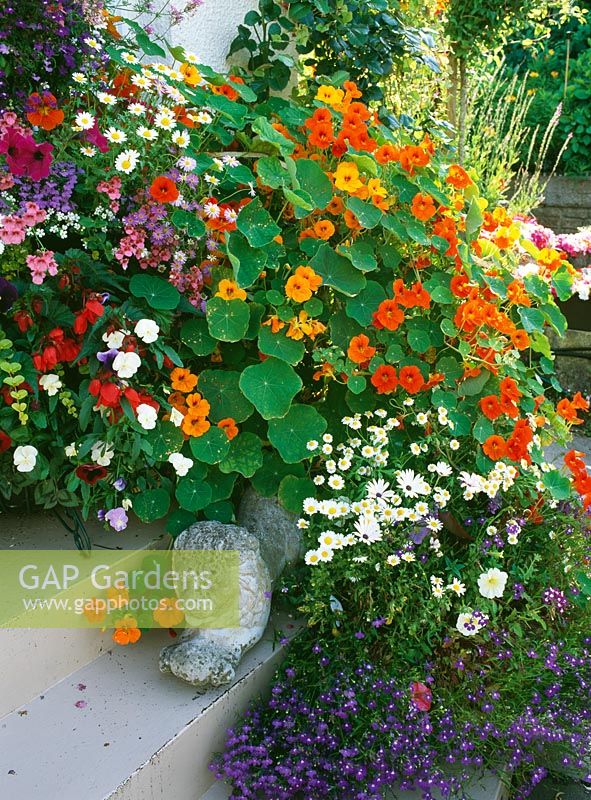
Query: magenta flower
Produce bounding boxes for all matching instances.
[84,119,110,153]
[0,128,53,181]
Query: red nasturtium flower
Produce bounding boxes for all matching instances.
[0,430,11,453]
[149,175,179,204]
[374,299,404,331]
[398,365,425,394]
[76,465,108,485]
[370,365,398,395]
[410,681,432,712]
[479,394,502,421]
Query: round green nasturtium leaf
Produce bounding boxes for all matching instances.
[543,470,572,500]
[166,509,197,537]
[251,451,305,497]
[347,375,367,395]
[150,421,185,462]
[345,280,386,326]
[206,296,250,342]
[133,488,171,522]
[245,302,265,340]
[207,468,237,503]
[175,477,213,512]
[203,501,234,523]
[219,431,264,477]
[294,158,333,210]
[227,231,268,289]
[129,274,180,310]
[239,357,302,420]
[303,297,323,317]
[278,475,316,514]
[310,243,367,297]
[189,426,231,464]
[258,325,305,365]
[268,404,327,463]
[236,197,281,248]
[171,208,206,238]
[198,370,254,423]
[181,317,217,356]
[472,415,494,443]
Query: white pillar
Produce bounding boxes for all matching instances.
[147,0,259,71]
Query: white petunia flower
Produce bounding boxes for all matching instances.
[13,445,38,473]
[102,329,126,349]
[112,350,141,378]
[134,318,160,344]
[477,568,508,599]
[64,443,78,458]
[168,452,194,477]
[136,403,158,430]
[39,373,62,396]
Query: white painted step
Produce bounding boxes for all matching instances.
[0,511,168,717]
[0,617,295,800]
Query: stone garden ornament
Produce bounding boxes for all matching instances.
[159,490,301,690]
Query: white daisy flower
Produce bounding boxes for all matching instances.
[172,131,190,148]
[114,149,140,174]
[305,550,321,565]
[97,92,117,106]
[80,145,96,157]
[72,72,87,84]
[128,102,146,115]
[386,554,401,567]
[105,127,127,144]
[136,126,158,141]
[74,111,95,130]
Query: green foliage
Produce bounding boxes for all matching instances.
[229,0,439,102]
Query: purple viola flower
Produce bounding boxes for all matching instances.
[105,507,128,532]
[96,348,119,367]
[0,276,18,311]
[112,477,127,491]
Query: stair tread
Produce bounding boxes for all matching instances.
[0,618,296,800]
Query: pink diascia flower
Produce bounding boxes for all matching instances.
[0,215,26,244]
[26,251,58,285]
[410,681,432,712]
[21,202,46,227]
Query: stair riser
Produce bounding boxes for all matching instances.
[108,646,286,800]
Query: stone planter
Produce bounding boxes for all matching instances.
[535,175,591,233]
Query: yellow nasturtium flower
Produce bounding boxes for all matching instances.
[334,161,363,193]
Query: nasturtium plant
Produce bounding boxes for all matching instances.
[0,15,587,549]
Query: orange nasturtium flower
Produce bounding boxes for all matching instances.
[153,598,185,628]
[371,365,398,395]
[285,266,322,302]
[479,395,502,421]
[334,162,363,193]
[112,615,142,645]
[180,62,201,86]
[149,176,180,204]
[186,392,211,417]
[411,192,437,222]
[347,334,376,365]
[483,435,507,461]
[26,92,64,131]
[171,368,198,393]
[313,219,336,240]
[181,413,210,438]
[446,164,472,189]
[215,279,247,301]
[374,299,404,331]
[218,417,239,440]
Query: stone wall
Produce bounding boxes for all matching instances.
[535,175,591,233]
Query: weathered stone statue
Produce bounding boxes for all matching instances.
[159,490,300,690]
